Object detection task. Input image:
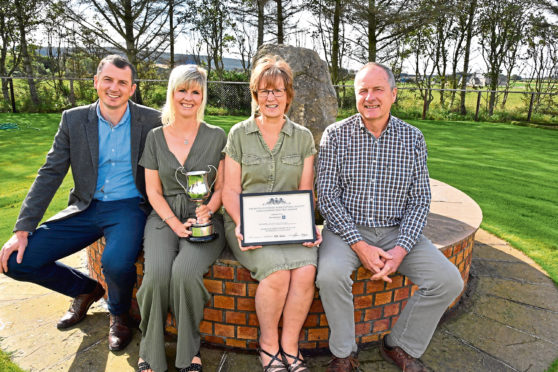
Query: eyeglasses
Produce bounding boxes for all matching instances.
[257,88,286,98]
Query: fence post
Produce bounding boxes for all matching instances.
[422,89,429,120]
[8,78,17,113]
[527,92,535,122]
[474,91,482,121]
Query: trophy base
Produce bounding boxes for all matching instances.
[186,233,218,243]
[186,221,217,243]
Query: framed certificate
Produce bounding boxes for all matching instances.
[240,190,317,246]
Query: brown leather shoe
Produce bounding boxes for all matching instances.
[57,282,105,329]
[326,353,359,372]
[108,313,132,351]
[379,336,428,372]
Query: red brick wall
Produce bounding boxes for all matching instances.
[86,232,475,351]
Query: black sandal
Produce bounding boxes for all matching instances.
[177,351,202,372]
[281,350,309,372]
[258,348,288,372]
[137,361,152,372]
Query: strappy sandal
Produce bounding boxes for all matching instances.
[258,347,288,372]
[281,350,309,372]
[137,361,152,372]
[177,350,202,372]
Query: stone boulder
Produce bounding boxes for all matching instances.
[253,44,338,147]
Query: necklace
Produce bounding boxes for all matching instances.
[169,123,198,146]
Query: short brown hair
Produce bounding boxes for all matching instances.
[250,55,295,114]
[97,55,137,84]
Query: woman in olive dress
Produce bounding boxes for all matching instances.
[223,55,322,372]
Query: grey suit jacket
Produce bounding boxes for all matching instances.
[14,100,161,233]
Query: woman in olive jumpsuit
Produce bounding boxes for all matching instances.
[137,65,226,372]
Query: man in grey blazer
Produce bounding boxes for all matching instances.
[0,55,160,351]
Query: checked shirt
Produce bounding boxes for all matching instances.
[316,114,431,252]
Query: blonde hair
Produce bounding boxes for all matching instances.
[161,65,208,125]
[250,55,294,115]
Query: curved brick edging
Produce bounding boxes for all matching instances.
[86,179,481,351]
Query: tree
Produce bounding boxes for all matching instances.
[13,0,45,107]
[307,0,351,86]
[229,0,271,48]
[230,14,257,74]
[545,0,558,15]
[168,0,189,69]
[409,22,437,115]
[458,0,477,114]
[256,0,270,46]
[42,1,73,105]
[64,0,170,104]
[0,0,22,109]
[524,14,558,112]
[268,0,300,44]
[477,0,530,115]
[429,1,455,107]
[348,0,435,63]
[185,0,234,79]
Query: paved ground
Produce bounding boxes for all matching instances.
[1,228,557,372]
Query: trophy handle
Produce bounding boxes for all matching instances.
[207,164,218,190]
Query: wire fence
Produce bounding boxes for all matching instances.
[1,76,557,123]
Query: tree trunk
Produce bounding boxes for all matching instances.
[128,52,143,104]
[368,0,377,62]
[123,1,142,104]
[0,9,10,104]
[15,0,40,107]
[257,0,265,47]
[488,72,498,115]
[1,78,10,104]
[460,0,476,115]
[134,81,143,104]
[331,0,341,85]
[205,43,212,79]
[169,0,175,69]
[276,0,284,44]
[69,78,76,107]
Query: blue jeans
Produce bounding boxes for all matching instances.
[6,198,147,315]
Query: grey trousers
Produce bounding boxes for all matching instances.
[316,225,463,359]
[137,214,225,372]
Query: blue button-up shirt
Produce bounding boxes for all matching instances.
[94,104,141,201]
[316,114,431,252]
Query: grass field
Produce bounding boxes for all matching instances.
[0,349,25,372]
[0,112,557,370]
[410,118,558,282]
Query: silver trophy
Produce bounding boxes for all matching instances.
[175,165,218,242]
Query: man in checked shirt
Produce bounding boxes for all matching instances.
[316,62,464,372]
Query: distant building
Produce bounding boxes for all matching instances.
[398,73,416,84]
[467,72,508,87]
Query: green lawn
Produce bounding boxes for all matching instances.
[0,112,557,369]
[0,349,25,372]
[409,118,558,282]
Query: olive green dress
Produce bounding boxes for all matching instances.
[137,123,226,372]
[224,116,318,281]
